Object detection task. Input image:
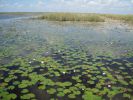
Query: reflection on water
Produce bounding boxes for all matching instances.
[0,14,133,100]
[0,16,133,59]
[0,14,21,20]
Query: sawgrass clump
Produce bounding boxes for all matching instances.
[38,13,105,22]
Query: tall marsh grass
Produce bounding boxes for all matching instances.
[103,14,133,23]
[38,13,105,22]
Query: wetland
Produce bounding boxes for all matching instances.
[0,13,133,100]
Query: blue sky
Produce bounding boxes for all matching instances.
[0,0,133,14]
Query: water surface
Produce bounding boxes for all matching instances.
[0,14,133,100]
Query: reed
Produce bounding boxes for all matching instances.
[103,14,133,23]
[38,13,105,22]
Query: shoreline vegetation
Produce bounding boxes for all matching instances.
[37,13,133,23]
[103,14,133,24]
[0,12,133,23]
[37,13,105,22]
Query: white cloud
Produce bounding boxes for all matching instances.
[34,0,133,13]
[0,0,133,14]
[0,1,24,8]
[36,0,45,7]
[45,0,130,8]
[131,0,133,3]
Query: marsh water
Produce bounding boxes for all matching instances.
[0,14,133,100]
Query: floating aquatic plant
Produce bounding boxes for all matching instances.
[38,85,46,90]
[21,89,29,94]
[63,89,71,94]
[47,88,56,95]
[87,80,95,85]
[129,80,133,85]
[119,80,129,86]
[18,80,31,88]
[7,86,15,90]
[0,90,17,100]
[20,93,35,99]
[107,90,120,99]
[57,88,63,92]
[68,94,76,99]
[82,91,102,100]
[123,93,131,99]
[54,71,60,76]
[57,92,65,97]
[56,82,72,87]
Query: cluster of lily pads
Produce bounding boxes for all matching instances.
[0,46,133,100]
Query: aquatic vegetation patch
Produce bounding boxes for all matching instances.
[82,91,102,100]
[0,43,133,100]
[47,88,56,95]
[0,53,133,100]
[37,13,105,22]
[20,93,35,99]
[1,12,133,100]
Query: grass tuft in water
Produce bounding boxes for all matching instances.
[37,13,105,22]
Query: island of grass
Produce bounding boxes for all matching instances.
[36,12,133,23]
[1,12,133,23]
[37,13,105,22]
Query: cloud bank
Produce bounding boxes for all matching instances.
[0,0,133,14]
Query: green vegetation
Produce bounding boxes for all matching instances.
[38,13,105,22]
[47,88,56,95]
[0,54,133,100]
[57,92,65,97]
[82,91,102,100]
[21,89,29,94]
[20,93,35,99]
[103,14,133,24]
[36,13,133,24]
[0,13,133,100]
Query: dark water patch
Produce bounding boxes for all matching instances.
[30,61,41,66]
[0,15,22,20]
[7,65,19,70]
[29,83,51,100]
[113,93,130,100]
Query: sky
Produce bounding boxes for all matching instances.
[0,0,133,14]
